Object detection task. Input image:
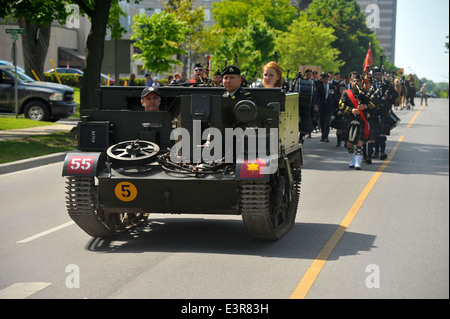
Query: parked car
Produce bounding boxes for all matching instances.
[46,68,115,85]
[0,60,25,73]
[0,65,77,121]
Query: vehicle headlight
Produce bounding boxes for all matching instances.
[49,93,64,101]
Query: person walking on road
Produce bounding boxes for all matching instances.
[420,83,428,106]
[339,75,376,170]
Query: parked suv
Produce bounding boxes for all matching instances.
[0,66,76,121]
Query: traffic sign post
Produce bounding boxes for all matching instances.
[6,28,24,118]
[6,28,24,35]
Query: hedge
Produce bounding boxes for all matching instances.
[42,73,169,87]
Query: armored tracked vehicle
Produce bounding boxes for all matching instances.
[62,85,302,240]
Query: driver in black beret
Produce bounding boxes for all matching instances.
[221,65,253,102]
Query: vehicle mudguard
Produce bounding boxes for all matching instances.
[235,156,277,181]
[62,151,105,177]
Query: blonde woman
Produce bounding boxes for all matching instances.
[262,62,282,88]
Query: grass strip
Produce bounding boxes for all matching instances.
[0,117,58,130]
[0,132,77,164]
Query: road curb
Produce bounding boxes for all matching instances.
[0,152,67,175]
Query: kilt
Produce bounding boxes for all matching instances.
[330,113,343,130]
[367,116,380,140]
[341,115,365,143]
[299,114,313,133]
[380,113,391,135]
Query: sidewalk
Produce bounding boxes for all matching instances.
[0,124,76,141]
[0,123,77,175]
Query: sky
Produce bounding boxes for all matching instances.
[395,0,449,83]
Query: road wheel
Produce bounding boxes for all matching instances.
[24,101,50,121]
[65,176,149,237]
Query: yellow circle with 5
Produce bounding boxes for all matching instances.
[114,182,137,202]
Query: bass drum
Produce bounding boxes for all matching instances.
[389,110,401,130]
[296,79,315,115]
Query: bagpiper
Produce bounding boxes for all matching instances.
[339,75,377,170]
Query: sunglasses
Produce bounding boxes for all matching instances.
[194,69,204,72]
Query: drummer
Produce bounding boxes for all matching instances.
[368,67,398,160]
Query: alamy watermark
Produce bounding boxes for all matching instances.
[66,4,80,29]
[169,120,279,174]
[365,4,380,29]
[365,264,380,288]
[65,264,80,288]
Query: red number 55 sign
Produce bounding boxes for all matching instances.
[67,156,95,174]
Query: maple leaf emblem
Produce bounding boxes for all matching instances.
[247,162,259,172]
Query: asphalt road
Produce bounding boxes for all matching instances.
[0,98,448,303]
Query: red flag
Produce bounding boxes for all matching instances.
[363,42,373,72]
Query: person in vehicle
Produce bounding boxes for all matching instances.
[221,65,253,101]
[262,61,282,88]
[141,86,161,111]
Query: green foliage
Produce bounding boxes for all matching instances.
[43,73,82,88]
[206,17,276,75]
[131,12,189,74]
[212,0,296,32]
[108,0,128,39]
[276,17,343,73]
[163,0,206,69]
[119,77,146,86]
[0,0,69,25]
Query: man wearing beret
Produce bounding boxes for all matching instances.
[213,69,223,87]
[141,86,162,111]
[190,63,206,84]
[221,65,253,102]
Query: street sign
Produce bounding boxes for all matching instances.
[5,28,23,118]
[6,28,24,34]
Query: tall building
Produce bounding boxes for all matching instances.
[356,0,397,63]
[290,0,397,63]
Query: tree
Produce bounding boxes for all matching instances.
[0,0,69,80]
[301,0,381,74]
[211,0,296,32]
[70,0,113,110]
[204,17,276,75]
[275,17,343,73]
[57,0,139,109]
[131,12,188,74]
[1,0,140,110]
[163,0,205,75]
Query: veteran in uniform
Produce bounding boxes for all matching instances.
[222,65,253,102]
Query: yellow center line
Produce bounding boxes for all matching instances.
[407,103,425,128]
[290,136,404,299]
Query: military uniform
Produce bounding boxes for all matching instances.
[339,87,376,142]
[339,76,377,169]
[223,86,253,101]
[368,67,398,159]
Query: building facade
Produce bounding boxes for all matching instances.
[356,0,397,63]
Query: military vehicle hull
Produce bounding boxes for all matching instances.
[63,86,302,240]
